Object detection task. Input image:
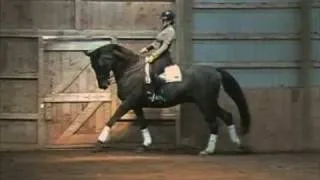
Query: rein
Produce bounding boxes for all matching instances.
[108,56,146,85]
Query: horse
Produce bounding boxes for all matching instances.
[83,43,251,155]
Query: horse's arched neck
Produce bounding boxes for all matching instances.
[111,52,142,82]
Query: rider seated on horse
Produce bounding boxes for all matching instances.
[139,10,176,102]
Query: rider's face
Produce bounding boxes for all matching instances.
[161,19,170,27]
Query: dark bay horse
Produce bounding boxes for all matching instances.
[84,43,251,155]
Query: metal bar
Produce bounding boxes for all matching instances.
[193,33,320,40]
[0,29,157,39]
[41,35,116,41]
[0,113,38,120]
[44,40,112,51]
[37,37,47,148]
[193,33,301,40]
[193,2,320,9]
[300,0,312,151]
[192,62,320,69]
[1,29,319,40]
[82,0,174,1]
[0,76,38,80]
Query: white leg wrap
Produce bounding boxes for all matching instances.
[228,125,241,145]
[141,128,152,146]
[204,134,218,153]
[97,126,110,143]
[144,63,151,84]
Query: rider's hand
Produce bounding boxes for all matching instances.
[145,55,156,63]
[139,47,148,54]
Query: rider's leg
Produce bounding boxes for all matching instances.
[144,62,156,99]
[144,52,172,102]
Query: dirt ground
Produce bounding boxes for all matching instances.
[0,149,319,180]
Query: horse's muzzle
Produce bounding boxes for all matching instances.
[98,79,110,90]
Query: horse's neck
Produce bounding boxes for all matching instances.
[112,56,144,82]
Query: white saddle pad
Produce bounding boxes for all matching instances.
[159,65,182,83]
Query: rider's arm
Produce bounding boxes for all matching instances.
[140,40,159,53]
[146,41,159,51]
[149,27,175,62]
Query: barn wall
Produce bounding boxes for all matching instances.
[1,0,318,152]
[179,0,320,152]
[0,37,40,150]
[0,0,176,150]
[310,3,320,151]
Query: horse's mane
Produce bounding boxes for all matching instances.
[114,44,139,58]
[96,43,140,62]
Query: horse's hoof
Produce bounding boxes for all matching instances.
[92,141,104,153]
[198,150,213,156]
[135,145,149,153]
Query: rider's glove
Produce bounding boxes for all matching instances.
[145,54,157,63]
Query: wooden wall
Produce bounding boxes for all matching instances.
[0,37,39,149]
[0,0,178,150]
[178,0,320,153]
[1,0,318,153]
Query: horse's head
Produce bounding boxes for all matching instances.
[84,44,117,89]
[84,44,139,90]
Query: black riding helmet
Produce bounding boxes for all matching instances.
[160,10,175,22]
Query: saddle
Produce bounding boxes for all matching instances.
[158,64,182,83]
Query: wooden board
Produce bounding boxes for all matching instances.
[42,50,111,146]
[0,120,38,144]
[81,1,173,30]
[0,0,74,29]
[0,37,39,148]
[0,80,38,114]
[0,38,38,77]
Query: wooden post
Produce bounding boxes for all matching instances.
[0,0,3,24]
[74,0,82,30]
[175,0,193,145]
[300,0,312,151]
[37,37,47,148]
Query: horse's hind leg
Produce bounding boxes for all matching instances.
[217,106,241,147]
[199,117,219,156]
[197,102,220,155]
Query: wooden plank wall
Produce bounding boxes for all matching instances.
[0,0,177,150]
[178,0,320,153]
[0,37,39,149]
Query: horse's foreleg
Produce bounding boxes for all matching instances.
[133,108,152,151]
[94,100,134,152]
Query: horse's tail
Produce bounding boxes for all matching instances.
[216,68,251,135]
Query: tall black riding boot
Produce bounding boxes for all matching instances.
[145,83,155,99]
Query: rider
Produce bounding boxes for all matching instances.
[139,10,176,102]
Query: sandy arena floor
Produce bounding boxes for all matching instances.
[0,149,319,180]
